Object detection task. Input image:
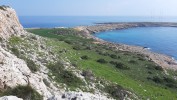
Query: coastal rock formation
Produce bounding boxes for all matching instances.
[0,6,24,39]
[0,96,23,100]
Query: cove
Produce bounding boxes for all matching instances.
[94,27,177,59]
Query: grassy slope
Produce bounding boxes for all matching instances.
[27,29,177,100]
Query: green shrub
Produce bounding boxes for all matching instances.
[166,83,177,88]
[73,46,81,50]
[128,60,137,64]
[109,61,118,65]
[47,61,84,88]
[25,58,39,73]
[97,51,109,56]
[163,77,176,83]
[115,62,130,70]
[10,47,20,58]
[105,85,128,99]
[71,62,78,67]
[85,46,94,50]
[97,59,108,64]
[0,37,2,42]
[152,76,163,83]
[81,55,89,60]
[154,66,163,71]
[64,40,72,44]
[9,36,22,45]
[110,54,118,59]
[82,70,94,81]
[146,64,163,71]
[0,85,42,100]
[43,79,50,87]
[0,6,6,11]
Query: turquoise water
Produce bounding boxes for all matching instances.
[94,27,177,59]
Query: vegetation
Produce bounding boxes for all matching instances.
[105,84,128,99]
[9,36,22,45]
[81,55,89,60]
[82,69,94,81]
[47,61,84,89]
[0,6,6,11]
[25,28,177,99]
[97,59,108,64]
[9,36,39,72]
[43,79,50,87]
[0,85,43,100]
[24,58,39,72]
[0,37,2,42]
[10,47,20,58]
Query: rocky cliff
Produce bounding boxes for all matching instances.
[0,6,24,39]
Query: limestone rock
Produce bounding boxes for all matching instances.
[0,6,24,39]
[0,96,23,100]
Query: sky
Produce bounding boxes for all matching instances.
[1,0,177,16]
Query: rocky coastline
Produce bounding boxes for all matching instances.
[85,22,177,33]
[75,22,177,71]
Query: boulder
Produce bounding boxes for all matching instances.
[0,96,23,100]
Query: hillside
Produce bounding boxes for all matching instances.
[0,6,177,100]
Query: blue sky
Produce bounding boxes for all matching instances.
[1,0,177,16]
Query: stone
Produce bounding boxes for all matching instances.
[0,7,24,40]
[0,96,23,100]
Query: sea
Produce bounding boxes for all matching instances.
[19,16,177,59]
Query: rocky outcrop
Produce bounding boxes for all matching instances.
[0,6,24,39]
[0,96,23,100]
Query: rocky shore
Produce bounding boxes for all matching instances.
[76,22,177,71]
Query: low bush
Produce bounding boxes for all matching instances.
[0,37,2,42]
[0,6,6,11]
[47,61,84,88]
[128,60,137,64]
[64,40,72,44]
[43,79,50,87]
[73,45,82,50]
[109,61,118,65]
[85,46,94,50]
[105,84,128,99]
[10,47,20,58]
[25,58,39,73]
[154,66,163,71]
[163,77,176,84]
[97,59,108,64]
[146,64,163,71]
[0,85,42,100]
[110,54,118,59]
[110,61,130,70]
[166,83,177,88]
[152,76,163,83]
[115,62,130,70]
[97,51,109,56]
[9,36,22,45]
[81,55,89,60]
[82,70,94,81]
[71,62,78,67]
